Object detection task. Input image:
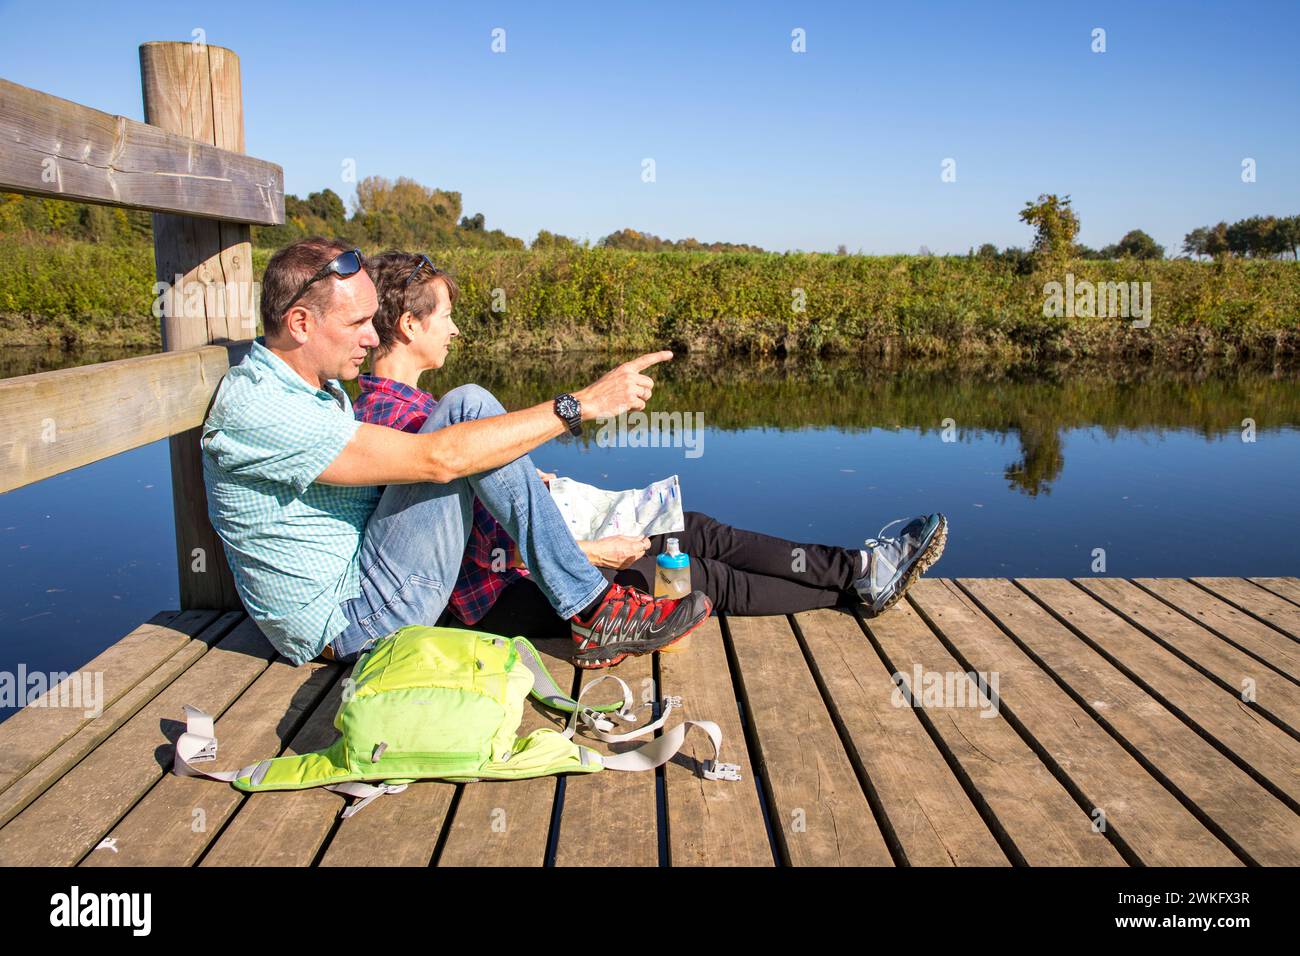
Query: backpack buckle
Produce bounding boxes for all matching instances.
[702,759,741,781]
[579,706,615,733]
[189,737,218,763]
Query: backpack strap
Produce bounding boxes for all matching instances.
[509,637,741,782]
[172,705,409,818]
[565,677,741,781]
[512,639,686,740]
[511,636,627,716]
[327,780,410,819]
[173,704,269,783]
[599,717,741,780]
[562,674,679,743]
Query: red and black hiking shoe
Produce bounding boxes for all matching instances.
[569,583,713,669]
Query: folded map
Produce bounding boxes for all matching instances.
[547,474,685,541]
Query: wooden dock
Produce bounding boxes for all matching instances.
[1,576,1297,867]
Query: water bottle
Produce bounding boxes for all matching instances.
[655,538,694,653]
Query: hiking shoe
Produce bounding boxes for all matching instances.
[570,583,713,669]
[854,514,948,616]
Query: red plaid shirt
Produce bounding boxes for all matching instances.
[353,374,528,625]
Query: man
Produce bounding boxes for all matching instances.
[201,237,712,668]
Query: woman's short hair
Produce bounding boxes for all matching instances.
[365,251,460,356]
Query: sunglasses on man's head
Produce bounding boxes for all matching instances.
[286,248,364,311]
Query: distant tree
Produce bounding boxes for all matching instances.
[532,229,577,250]
[303,188,346,224]
[1204,221,1230,259]
[1019,194,1080,264]
[1181,227,1209,259]
[598,227,763,253]
[1277,215,1300,259]
[974,242,999,259]
[459,212,486,231]
[835,244,848,255]
[1114,229,1164,260]
[1226,215,1280,258]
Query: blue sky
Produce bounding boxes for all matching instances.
[2,0,1297,254]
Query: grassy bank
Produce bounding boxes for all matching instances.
[2,239,1297,360]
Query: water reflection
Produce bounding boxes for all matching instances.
[6,347,1297,501]
[376,352,1300,497]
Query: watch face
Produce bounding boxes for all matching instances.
[556,394,580,420]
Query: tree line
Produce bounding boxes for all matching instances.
[4,181,1296,262]
[0,177,763,254]
[1182,216,1300,260]
[968,194,1300,269]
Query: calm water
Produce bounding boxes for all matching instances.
[3,347,1298,722]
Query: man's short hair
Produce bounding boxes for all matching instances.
[365,252,460,357]
[261,237,357,338]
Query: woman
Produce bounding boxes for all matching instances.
[354,252,947,644]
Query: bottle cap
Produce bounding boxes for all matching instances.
[657,537,689,569]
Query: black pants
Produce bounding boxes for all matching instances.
[438,510,860,640]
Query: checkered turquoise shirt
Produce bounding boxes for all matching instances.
[201,338,380,664]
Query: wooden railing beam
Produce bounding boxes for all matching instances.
[0,76,283,225]
[0,344,249,494]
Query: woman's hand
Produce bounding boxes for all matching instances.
[579,535,651,569]
[535,467,557,486]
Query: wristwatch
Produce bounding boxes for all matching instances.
[553,393,582,436]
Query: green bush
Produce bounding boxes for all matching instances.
[1,239,1297,358]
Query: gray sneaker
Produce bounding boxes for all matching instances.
[853,514,948,615]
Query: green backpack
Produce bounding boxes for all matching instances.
[174,624,740,817]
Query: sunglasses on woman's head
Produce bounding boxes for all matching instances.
[402,254,441,314]
[404,254,439,287]
[285,248,365,311]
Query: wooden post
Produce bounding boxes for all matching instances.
[140,41,252,611]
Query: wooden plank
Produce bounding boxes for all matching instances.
[0,611,240,829]
[658,616,772,866]
[1194,578,1300,641]
[0,345,239,494]
[0,610,180,794]
[320,776,454,867]
[200,675,350,867]
[552,648,660,867]
[0,75,283,223]
[0,618,276,865]
[1020,579,1300,807]
[433,637,574,868]
[794,607,1007,866]
[862,600,1123,865]
[962,578,1300,865]
[1079,579,1300,733]
[140,41,256,613]
[1249,577,1300,609]
[726,614,893,866]
[1134,578,1300,681]
[82,656,336,867]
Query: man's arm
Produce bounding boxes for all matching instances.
[317,350,672,486]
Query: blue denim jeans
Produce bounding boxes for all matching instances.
[330,384,608,663]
